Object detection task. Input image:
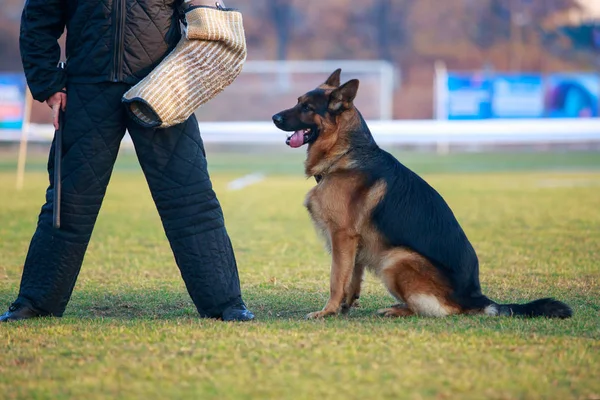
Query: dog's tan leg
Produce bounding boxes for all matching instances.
[306,230,358,319]
[377,304,415,317]
[379,250,460,318]
[341,261,365,314]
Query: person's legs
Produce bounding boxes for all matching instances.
[1,83,128,320]
[127,114,253,320]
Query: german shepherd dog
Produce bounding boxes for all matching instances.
[272,69,572,320]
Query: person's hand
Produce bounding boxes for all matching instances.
[46,90,67,130]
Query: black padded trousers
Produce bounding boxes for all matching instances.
[13,82,243,318]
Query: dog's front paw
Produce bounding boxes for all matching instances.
[340,300,360,314]
[305,309,337,320]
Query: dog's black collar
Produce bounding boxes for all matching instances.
[312,148,353,184]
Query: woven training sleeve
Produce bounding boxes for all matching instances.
[122,6,246,128]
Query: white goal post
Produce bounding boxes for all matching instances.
[224,60,397,121]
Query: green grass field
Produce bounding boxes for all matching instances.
[1,148,599,399]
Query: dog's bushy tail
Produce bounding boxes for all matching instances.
[486,297,572,319]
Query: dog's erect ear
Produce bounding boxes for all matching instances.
[328,79,359,113]
[324,68,342,87]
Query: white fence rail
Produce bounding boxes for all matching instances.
[2,118,600,145]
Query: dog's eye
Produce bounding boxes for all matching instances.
[301,103,311,112]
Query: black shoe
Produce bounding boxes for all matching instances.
[222,303,255,322]
[0,304,41,322]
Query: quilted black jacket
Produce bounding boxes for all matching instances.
[20,0,185,102]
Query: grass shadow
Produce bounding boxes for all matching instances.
[2,287,596,340]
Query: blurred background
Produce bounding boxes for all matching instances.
[1,0,600,159]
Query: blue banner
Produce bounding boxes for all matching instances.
[491,74,544,118]
[447,73,492,120]
[544,73,599,118]
[445,71,599,119]
[0,73,27,130]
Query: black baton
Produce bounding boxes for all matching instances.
[53,61,66,230]
[53,107,64,229]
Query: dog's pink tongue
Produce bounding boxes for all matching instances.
[288,131,305,148]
